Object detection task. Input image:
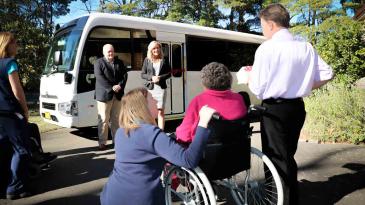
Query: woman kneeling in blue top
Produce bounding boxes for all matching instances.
[100,87,216,205]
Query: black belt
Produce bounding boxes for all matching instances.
[263,97,303,104]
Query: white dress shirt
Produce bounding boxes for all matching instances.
[249,29,333,100]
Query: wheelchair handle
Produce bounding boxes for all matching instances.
[250,105,267,112]
[212,113,221,120]
[248,105,267,116]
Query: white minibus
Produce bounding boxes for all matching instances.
[39,13,264,128]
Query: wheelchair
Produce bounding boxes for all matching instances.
[163,101,283,205]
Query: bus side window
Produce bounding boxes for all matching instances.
[132,30,156,71]
[171,44,182,77]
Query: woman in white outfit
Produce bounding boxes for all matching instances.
[141,41,171,130]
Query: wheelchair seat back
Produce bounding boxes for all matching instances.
[199,117,252,180]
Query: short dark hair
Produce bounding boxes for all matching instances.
[259,3,290,28]
[201,62,232,90]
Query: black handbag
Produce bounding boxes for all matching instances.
[144,81,154,90]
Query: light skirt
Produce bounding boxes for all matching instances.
[148,84,166,109]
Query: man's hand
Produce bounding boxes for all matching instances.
[112,85,122,92]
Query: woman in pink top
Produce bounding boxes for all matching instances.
[176,62,247,143]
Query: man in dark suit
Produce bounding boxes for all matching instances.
[94,44,128,150]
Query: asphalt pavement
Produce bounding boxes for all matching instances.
[0,122,364,205]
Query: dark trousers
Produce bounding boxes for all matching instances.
[0,115,29,195]
[261,99,306,205]
[0,141,12,196]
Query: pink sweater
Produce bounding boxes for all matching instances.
[176,89,247,143]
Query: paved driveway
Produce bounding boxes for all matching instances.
[1,123,364,205]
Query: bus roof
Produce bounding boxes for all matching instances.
[82,13,265,44]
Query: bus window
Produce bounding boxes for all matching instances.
[78,27,132,93]
[132,30,156,71]
[171,44,183,77]
[186,36,258,72]
[44,29,81,74]
[161,43,169,59]
[80,27,132,71]
[77,27,155,93]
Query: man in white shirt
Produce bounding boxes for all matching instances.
[248,4,333,205]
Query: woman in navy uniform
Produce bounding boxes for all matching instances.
[0,32,30,199]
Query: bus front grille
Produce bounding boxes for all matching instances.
[42,102,56,110]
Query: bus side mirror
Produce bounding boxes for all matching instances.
[54,51,63,66]
[64,72,72,84]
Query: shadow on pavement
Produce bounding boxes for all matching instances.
[28,148,114,196]
[299,163,365,205]
[35,194,101,205]
[68,119,182,139]
[70,127,99,140]
[298,146,365,171]
[54,145,107,156]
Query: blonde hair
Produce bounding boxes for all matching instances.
[146,41,164,62]
[119,87,156,135]
[0,32,16,58]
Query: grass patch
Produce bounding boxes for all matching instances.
[303,82,365,144]
[28,103,61,133]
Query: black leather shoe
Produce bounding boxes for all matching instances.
[41,153,57,164]
[6,191,31,200]
[33,153,57,166]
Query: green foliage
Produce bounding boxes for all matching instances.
[100,0,264,30]
[0,0,76,91]
[316,16,365,83]
[216,0,263,32]
[267,1,365,83]
[264,1,365,144]
[303,81,365,144]
[102,0,225,28]
[266,0,340,43]
[340,0,365,14]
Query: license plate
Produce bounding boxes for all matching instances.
[44,112,51,119]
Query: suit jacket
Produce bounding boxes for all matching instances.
[94,57,128,102]
[141,57,171,89]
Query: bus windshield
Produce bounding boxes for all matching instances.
[44,28,81,74]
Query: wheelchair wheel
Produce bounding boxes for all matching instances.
[164,166,216,205]
[228,147,283,205]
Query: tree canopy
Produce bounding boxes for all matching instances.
[0,0,76,91]
[1,0,363,91]
[95,0,263,31]
[317,16,365,82]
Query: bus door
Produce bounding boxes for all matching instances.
[161,42,185,116]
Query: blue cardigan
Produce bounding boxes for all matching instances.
[100,124,211,205]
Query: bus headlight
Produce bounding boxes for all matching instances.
[58,101,78,116]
